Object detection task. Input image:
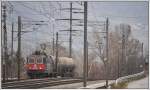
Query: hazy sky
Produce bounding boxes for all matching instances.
[3,1,148,57]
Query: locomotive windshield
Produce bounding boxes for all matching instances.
[28,58,34,63]
[37,57,43,64]
[28,55,47,64]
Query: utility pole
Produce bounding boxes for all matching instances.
[121,24,125,77]
[141,43,144,71]
[17,16,21,81]
[56,2,82,58]
[11,22,14,62]
[55,32,58,76]
[69,2,72,58]
[52,37,55,56]
[105,17,109,88]
[83,1,88,87]
[11,22,14,79]
[118,49,120,78]
[87,41,88,78]
[2,4,7,82]
[16,18,35,80]
[52,24,55,56]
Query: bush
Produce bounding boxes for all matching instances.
[111,82,128,89]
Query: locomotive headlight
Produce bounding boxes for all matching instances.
[39,67,42,69]
[29,67,32,69]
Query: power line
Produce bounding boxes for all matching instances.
[99,15,146,19]
[7,2,37,23]
[14,2,54,22]
[90,3,99,23]
[56,2,83,58]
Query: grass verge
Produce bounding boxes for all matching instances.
[110,74,146,89]
[111,82,128,89]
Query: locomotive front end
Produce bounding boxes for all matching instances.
[26,55,47,78]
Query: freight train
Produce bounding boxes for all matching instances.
[25,51,75,78]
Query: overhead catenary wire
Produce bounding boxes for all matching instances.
[6,1,60,47]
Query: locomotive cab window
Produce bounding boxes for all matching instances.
[29,57,34,64]
[37,57,43,64]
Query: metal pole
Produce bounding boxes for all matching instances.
[118,49,120,78]
[11,22,14,63]
[141,43,144,71]
[105,17,109,88]
[83,1,88,87]
[11,22,14,79]
[87,41,88,78]
[52,24,55,56]
[2,4,7,82]
[53,37,55,56]
[55,32,58,76]
[121,25,125,76]
[69,2,72,58]
[17,16,21,81]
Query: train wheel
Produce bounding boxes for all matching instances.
[28,73,34,79]
[32,74,36,79]
[30,75,34,79]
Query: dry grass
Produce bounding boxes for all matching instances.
[111,82,128,89]
[111,74,146,89]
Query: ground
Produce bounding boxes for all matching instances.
[127,76,149,89]
[42,80,106,89]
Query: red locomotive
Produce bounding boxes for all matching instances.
[26,51,75,78]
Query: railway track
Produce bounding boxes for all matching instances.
[2,78,82,89]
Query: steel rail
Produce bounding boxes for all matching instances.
[2,78,82,89]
